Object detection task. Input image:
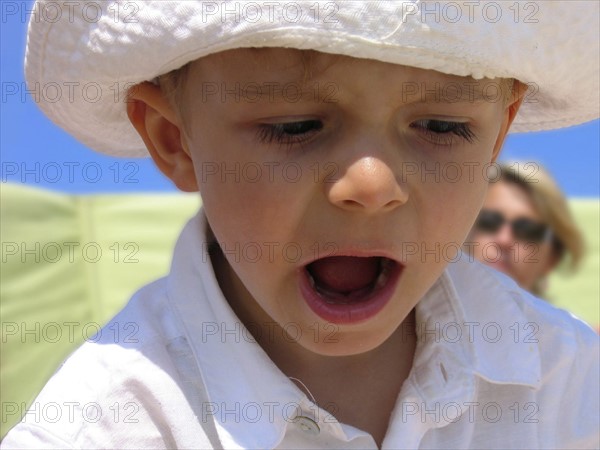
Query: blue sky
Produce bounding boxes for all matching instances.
[2,1,599,196]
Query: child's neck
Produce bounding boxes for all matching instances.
[272,311,416,448]
[210,244,417,446]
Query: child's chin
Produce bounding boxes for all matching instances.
[296,328,394,357]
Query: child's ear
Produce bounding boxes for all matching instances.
[126,82,198,192]
[491,81,528,163]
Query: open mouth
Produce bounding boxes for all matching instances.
[307,256,396,303]
[299,256,403,324]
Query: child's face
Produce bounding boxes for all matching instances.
[167,49,518,356]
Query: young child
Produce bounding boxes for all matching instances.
[4,1,599,448]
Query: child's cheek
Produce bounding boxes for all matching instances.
[198,165,306,249]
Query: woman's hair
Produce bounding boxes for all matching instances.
[495,162,584,272]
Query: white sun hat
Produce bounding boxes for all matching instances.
[25,0,599,158]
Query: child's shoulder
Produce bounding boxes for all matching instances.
[420,255,599,448]
[449,252,597,346]
[1,278,216,448]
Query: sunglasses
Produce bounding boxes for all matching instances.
[474,209,552,243]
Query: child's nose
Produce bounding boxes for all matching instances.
[327,156,408,213]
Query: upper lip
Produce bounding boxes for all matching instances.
[298,246,404,268]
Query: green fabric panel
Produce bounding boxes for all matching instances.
[0,183,199,438]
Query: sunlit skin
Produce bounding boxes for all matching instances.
[468,180,558,292]
[127,48,523,445]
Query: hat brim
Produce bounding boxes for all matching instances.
[25,0,600,157]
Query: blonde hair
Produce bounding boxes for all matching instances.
[495,162,584,272]
[158,63,191,104]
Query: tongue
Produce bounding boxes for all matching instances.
[308,256,380,294]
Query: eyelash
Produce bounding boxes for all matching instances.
[255,119,476,149]
[256,120,323,149]
[410,119,477,146]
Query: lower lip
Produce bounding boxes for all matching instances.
[298,262,404,325]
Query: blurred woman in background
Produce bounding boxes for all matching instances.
[466,162,584,298]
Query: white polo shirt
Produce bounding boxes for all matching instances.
[3,211,599,449]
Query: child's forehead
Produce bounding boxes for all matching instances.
[186,47,487,86]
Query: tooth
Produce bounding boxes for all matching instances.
[308,272,316,289]
[375,272,385,288]
[375,262,391,289]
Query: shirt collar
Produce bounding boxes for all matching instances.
[411,251,541,399]
[166,211,311,449]
[409,253,541,422]
[441,251,541,388]
[383,252,541,446]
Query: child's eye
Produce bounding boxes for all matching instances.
[256,120,323,148]
[410,119,476,146]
